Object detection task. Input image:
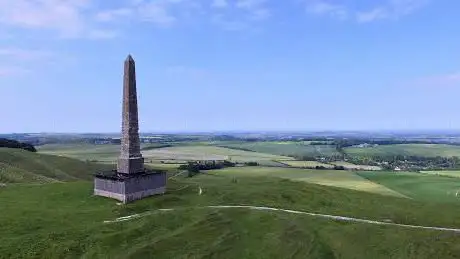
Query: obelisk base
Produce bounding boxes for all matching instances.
[94,170,167,204]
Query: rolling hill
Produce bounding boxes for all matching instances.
[1,175,460,258]
[0,148,114,184]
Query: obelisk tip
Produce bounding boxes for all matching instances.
[125,54,134,62]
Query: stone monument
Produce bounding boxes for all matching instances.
[94,55,167,203]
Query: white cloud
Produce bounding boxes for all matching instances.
[0,67,30,77]
[306,0,429,23]
[95,8,133,22]
[306,1,348,20]
[0,0,93,38]
[356,0,429,22]
[0,0,274,38]
[211,0,229,8]
[410,72,460,88]
[0,48,53,60]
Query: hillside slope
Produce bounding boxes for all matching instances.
[1,175,460,258]
[0,148,114,184]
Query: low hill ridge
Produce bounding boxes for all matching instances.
[0,148,113,184]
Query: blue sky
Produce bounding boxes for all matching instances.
[1,0,460,133]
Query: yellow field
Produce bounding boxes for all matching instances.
[214,167,405,197]
[281,160,334,168]
[331,161,381,171]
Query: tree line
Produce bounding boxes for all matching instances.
[0,138,37,152]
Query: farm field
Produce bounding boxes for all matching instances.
[219,142,340,157]
[139,146,293,162]
[212,167,405,197]
[358,171,460,203]
[345,144,460,158]
[331,161,382,171]
[422,170,460,178]
[2,175,460,258]
[38,144,293,164]
[280,160,334,168]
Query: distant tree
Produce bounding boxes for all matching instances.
[0,138,36,152]
[244,162,259,166]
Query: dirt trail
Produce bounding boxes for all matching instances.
[103,205,460,233]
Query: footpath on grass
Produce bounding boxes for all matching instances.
[103,205,460,233]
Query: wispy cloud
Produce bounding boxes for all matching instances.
[0,0,96,38]
[0,48,53,61]
[0,0,274,39]
[164,65,210,80]
[356,0,429,22]
[0,47,55,77]
[211,0,229,9]
[0,66,30,77]
[409,72,460,88]
[305,0,430,23]
[306,1,348,20]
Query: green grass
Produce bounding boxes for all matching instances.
[38,144,120,163]
[358,171,460,203]
[0,148,114,184]
[2,175,460,258]
[331,161,382,171]
[281,160,334,168]
[219,142,340,158]
[345,144,460,158]
[422,170,460,178]
[211,167,404,197]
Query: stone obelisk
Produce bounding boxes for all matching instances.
[93,55,167,204]
[117,55,144,175]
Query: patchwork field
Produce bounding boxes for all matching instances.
[358,171,460,203]
[280,160,334,168]
[345,144,460,158]
[219,142,340,157]
[38,144,293,164]
[330,161,382,171]
[142,146,294,162]
[212,167,405,197]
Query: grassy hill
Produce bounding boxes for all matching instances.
[1,175,460,258]
[5,143,460,257]
[0,148,114,184]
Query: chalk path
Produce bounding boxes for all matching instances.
[103,205,460,233]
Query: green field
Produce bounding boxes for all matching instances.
[212,167,405,197]
[358,171,460,203]
[219,142,340,157]
[345,144,460,157]
[2,174,460,258]
[422,170,460,178]
[0,148,113,184]
[281,160,334,168]
[331,161,382,171]
[38,144,120,163]
[39,144,293,164]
